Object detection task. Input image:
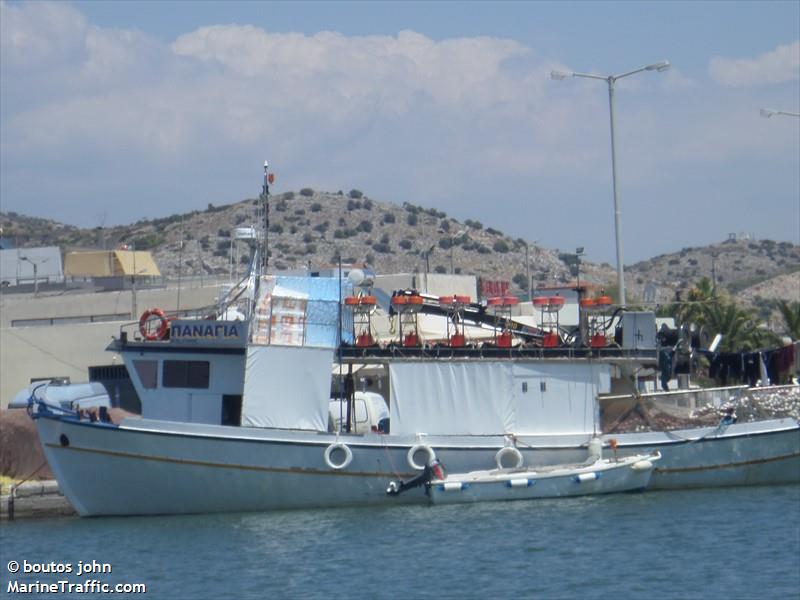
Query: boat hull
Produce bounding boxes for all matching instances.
[36,415,800,516]
[608,421,800,489]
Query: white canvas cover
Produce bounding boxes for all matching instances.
[389,360,610,436]
[511,362,608,435]
[241,276,345,430]
[241,345,333,430]
[389,362,514,435]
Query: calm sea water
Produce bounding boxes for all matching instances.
[2,485,799,599]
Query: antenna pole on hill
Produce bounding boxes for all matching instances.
[261,161,270,275]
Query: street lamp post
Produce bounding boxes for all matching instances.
[177,239,184,313]
[711,251,717,297]
[449,229,468,274]
[524,240,538,301]
[524,242,531,301]
[422,245,435,292]
[131,245,138,319]
[18,255,46,296]
[438,228,468,274]
[552,60,670,306]
[574,247,585,299]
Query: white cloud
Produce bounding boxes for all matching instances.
[660,68,695,90]
[5,14,572,176]
[171,27,532,112]
[2,2,797,263]
[0,0,87,68]
[710,40,800,87]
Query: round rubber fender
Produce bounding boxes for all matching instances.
[407,444,436,471]
[324,442,353,470]
[495,446,524,470]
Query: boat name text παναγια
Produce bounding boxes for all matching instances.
[170,321,244,341]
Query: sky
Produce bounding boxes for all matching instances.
[1,0,798,265]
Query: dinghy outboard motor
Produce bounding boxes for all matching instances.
[386,458,446,496]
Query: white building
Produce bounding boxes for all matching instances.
[0,247,64,288]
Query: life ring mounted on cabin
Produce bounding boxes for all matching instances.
[139,308,170,341]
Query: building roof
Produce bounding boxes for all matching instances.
[63,250,161,277]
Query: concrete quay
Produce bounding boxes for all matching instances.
[0,480,76,521]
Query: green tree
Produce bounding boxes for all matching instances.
[777,300,800,340]
[492,240,509,253]
[666,277,715,326]
[700,302,762,352]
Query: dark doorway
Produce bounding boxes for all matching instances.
[221,395,242,426]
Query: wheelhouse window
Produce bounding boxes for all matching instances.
[133,360,158,389]
[163,360,210,389]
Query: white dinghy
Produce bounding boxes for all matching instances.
[424,450,661,505]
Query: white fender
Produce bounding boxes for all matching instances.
[324,442,353,470]
[407,444,436,471]
[495,446,524,470]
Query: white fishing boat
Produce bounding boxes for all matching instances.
[27,164,800,517]
[421,450,661,505]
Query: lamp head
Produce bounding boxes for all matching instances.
[760,108,775,119]
[550,70,571,80]
[646,60,671,72]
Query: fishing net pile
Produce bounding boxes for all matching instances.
[602,385,800,434]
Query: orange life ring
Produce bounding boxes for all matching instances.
[139,308,169,341]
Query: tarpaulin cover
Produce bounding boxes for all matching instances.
[241,345,334,430]
[242,276,349,430]
[390,362,514,435]
[389,361,609,436]
[510,362,607,435]
[250,276,352,347]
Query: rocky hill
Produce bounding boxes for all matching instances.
[0,190,610,296]
[625,238,800,312]
[1,191,797,306]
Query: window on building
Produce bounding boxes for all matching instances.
[163,361,210,389]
